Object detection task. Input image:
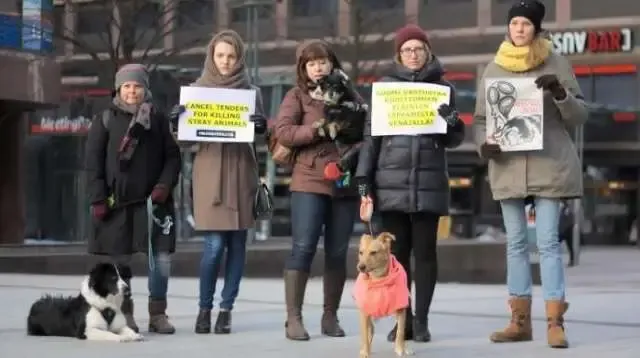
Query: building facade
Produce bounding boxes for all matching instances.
[0,0,60,244]
[18,0,640,244]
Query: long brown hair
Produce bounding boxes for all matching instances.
[295,41,343,92]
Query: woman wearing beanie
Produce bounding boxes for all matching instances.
[473,0,587,349]
[355,24,466,343]
[168,30,268,335]
[85,63,182,334]
[272,40,366,341]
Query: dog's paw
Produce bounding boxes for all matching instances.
[130,333,144,342]
[359,349,370,358]
[394,346,414,357]
[328,123,339,139]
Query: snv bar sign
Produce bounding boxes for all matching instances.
[549,28,634,55]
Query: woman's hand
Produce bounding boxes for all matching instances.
[360,195,374,222]
[438,103,462,127]
[249,113,267,134]
[168,105,186,125]
[535,74,567,101]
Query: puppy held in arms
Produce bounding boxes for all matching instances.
[314,69,368,140]
[353,233,413,358]
[27,262,144,342]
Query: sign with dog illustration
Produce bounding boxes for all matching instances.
[177,86,256,142]
[370,82,450,136]
[485,78,544,151]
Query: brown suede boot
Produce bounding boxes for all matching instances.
[121,297,139,333]
[546,300,569,348]
[148,299,175,334]
[320,268,346,337]
[284,270,310,341]
[490,297,533,343]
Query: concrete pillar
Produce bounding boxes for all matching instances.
[405,0,418,24]
[0,112,26,245]
[337,0,350,37]
[217,0,229,30]
[556,0,571,28]
[275,0,288,39]
[478,0,491,30]
[63,0,74,55]
[163,0,176,50]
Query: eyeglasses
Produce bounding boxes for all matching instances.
[399,47,427,56]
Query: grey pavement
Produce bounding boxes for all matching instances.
[0,247,638,357]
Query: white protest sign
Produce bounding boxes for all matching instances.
[370,82,450,136]
[485,77,543,151]
[177,86,255,143]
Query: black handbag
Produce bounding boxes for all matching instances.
[250,143,274,220]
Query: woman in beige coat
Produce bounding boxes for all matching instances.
[472,0,588,349]
[169,30,266,335]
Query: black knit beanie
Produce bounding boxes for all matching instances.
[508,0,546,34]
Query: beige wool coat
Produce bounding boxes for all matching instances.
[191,85,264,231]
[473,53,589,200]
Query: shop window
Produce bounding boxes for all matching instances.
[230,4,273,22]
[593,74,638,110]
[290,0,333,17]
[367,0,404,10]
[75,3,110,34]
[177,0,214,28]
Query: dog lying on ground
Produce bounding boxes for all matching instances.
[314,69,368,140]
[27,262,144,342]
[353,232,413,358]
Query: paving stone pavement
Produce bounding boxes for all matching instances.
[0,248,638,357]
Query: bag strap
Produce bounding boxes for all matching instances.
[102,109,111,129]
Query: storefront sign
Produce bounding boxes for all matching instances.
[30,116,91,135]
[550,28,634,55]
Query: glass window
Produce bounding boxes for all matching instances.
[367,0,404,10]
[53,4,64,35]
[290,0,330,17]
[230,4,273,22]
[593,74,638,110]
[135,2,161,29]
[75,3,111,34]
[576,76,594,102]
[177,0,214,27]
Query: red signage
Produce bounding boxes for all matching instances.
[550,28,633,55]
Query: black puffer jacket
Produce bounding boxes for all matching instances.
[355,57,465,214]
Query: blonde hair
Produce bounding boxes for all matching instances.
[527,33,551,68]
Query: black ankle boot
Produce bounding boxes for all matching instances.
[413,319,431,342]
[386,311,414,342]
[214,311,231,334]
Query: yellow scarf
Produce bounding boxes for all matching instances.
[494,37,552,72]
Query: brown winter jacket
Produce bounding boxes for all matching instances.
[274,87,357,197]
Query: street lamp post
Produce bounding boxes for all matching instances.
[572,123,584,265]
[227,0,276,242]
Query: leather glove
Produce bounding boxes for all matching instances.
[150,184,170,204]
[535,74,567,101]
[437,103,462,127]
[91,201,109,221]
[355,177,370,197]
[168,105,186,125]
[250,113,267,135]
[480,142,502,159]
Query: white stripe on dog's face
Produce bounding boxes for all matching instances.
[113,264,129,295]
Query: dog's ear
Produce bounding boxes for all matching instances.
[377,232,396,246]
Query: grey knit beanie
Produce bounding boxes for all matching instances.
[114,63,150,91]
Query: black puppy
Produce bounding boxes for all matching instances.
[315,69,368,142]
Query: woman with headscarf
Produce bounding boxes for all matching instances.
[168,30,267,335]
[473,0,587,349]
[355,24,466,343]
[85,63,182,334]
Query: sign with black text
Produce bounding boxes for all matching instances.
[550,28,634,55]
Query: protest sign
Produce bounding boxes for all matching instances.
[177,86,256,142]
[485,77,543,151]
[370,82,450,136]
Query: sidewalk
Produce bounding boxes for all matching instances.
[0,248,638,357]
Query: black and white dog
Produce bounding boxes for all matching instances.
[27,262,144,342]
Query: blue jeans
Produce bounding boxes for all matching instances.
[500,198,566,300]
[198,230,247,310]
[112,254,170,299]
[286,192,358,272]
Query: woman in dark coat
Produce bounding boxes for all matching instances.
[84,64,181,334]
[355,24,465,343]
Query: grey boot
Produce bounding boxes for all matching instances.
[284,270,310,341]
[321,268,346,337]
[148,299,176,334]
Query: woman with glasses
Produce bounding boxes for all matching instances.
[355,24,465,343]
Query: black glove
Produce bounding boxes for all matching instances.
[338,145,361,172]
[249,113,267,135]
[438,103,462,127]
[168,104,185,125]
[480,142,502,159]
[355,177,370,197]
[535,74,566,101]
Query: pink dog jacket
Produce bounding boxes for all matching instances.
[353,255,410,319]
